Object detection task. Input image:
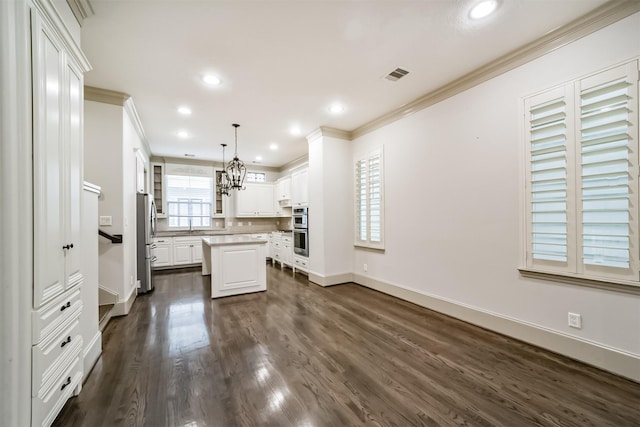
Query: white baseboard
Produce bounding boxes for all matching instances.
[112,287,136,317]
[352,273,640,382]
[308,271,353,287]
[82,331,102,382]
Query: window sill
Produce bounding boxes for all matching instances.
[518,268,640,295]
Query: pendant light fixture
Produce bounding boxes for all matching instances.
[226,123,246,190]
[217,143,231,196]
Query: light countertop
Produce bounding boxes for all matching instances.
[201,235,268,246]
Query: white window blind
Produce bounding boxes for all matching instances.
[246,172,266,183]
[166,174,213,228]
[524,60,639,283]
[355,148,384,249]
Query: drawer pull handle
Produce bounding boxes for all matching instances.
[60,301,71,312]
[60,376,71,391]
[60,336,71,347]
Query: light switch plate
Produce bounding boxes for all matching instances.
[99,216,112,226]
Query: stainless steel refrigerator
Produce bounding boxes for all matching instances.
[136,193,156,293]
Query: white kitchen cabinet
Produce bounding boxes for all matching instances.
[151,162,166,217]
[291,168,308,206]
[151,238,173,268]
[32,10,84,309]
[135,152,145,193]
[213,169,227,217]
[293,255,309,273]
[235,182,275,217]
[173,237,203,266]
[31,5,89,426]
[276,177,292,202]
[271,232,293,269]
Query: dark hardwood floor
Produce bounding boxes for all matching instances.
[53,265,640,427]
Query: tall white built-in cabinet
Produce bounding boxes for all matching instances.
[30,1,91,426]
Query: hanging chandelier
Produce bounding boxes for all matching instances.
[226,123,246,190]
[217,143,231,197]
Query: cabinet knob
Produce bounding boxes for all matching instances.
[60,301,71,311]
[60,336,71,348]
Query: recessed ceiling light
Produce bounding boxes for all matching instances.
[470,0,498,19]
[203,74,221,85]
[269,143,278,150]
[178,106,192,115]
[177,130,189,139]
[329,104,345,114]
[255,156,262,162]
[290,126,301,135]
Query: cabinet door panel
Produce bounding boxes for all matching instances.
[173,244,192,265]
[192,243,203,263]
[65,61,83,288]
[33,15,65,307]
[152,245,172,267]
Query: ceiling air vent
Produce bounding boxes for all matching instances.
[384,67,409,81]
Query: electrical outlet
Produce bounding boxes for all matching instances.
[227,221,232,226]
[99,216,112,226]
[238,221,243,227]
[568,312,582,329]
[215,221,219,227]
[248,221,252,226]
[363,263,368,272]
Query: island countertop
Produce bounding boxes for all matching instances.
[201,235,268,246]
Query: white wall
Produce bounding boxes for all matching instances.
[84,101,126,301]
[351,14,640,366]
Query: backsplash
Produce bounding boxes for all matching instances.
[156,216,292,233]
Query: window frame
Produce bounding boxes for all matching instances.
[354,147,385,250]
[165,173,214,230]
[521,59,640,291]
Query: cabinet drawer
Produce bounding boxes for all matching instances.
[32,353,82,427]
[32,314,82,394]
[32,286,82,345]
[294,258,308,268]
[153,238,172,244]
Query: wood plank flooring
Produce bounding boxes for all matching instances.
[53,265,640,427]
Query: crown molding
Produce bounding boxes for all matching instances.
[351,0,640,140]
[84,86,129,106]
[307,126,352,142]
[124,98,152,156]
[33,0,91,71]
[66,0,93,26]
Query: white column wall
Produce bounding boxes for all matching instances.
[122,107,147,302]
[308,132,353,284]
[351,13,640,360]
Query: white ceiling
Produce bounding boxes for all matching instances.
[82,0,609,168]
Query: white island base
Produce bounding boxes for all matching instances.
[201,236,268,298]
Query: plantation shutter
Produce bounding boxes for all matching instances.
[525,86,576,272]
[577,62,639,280]
[355,148,384,249]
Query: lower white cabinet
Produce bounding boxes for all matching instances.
[31,285,83,427]
[293,255,309,273]
[270,232,293,269]
[173,237,203,266]
[151,238,172,267]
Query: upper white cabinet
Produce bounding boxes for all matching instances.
[213,169,227,217]
[32,10,84,309]
[151,162,166,217]
[235,182,275,217]
[291,168,308,206]
[276,177,291,202]
[135,152,145,193]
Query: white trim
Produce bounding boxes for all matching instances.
[352,273,640,382]
[82,330,102,381]
[519,268,640,295]
[111,287,137,317]
[124,97,152,157]
[83,181,101,195]
[308,271,353,287]
[0,1,34,425]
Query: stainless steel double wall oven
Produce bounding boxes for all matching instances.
[293,207,308,257]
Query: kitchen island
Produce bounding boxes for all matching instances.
[201,235,268,298]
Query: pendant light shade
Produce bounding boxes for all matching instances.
[226,123,246,190]
[217,143,231,197]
